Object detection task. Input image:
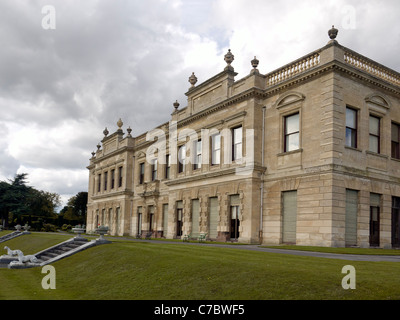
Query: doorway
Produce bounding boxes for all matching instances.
[230,206,240,240]
[369,193,380,247]
[370,206,380,247]
[176,208,183,237]
[392,197,400,247]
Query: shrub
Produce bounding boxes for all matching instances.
[61,224,72,231]
[41,223,57,232]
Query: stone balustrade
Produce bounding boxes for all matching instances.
[344,50,400,87]
[266,52,320,86]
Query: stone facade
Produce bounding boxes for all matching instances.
[86,28,400,248]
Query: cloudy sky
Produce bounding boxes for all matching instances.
[0,0,399,209]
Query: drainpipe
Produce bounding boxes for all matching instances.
[260,106,266,244]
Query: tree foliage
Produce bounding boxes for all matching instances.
[0,173,61,227]
[60,192,88,222]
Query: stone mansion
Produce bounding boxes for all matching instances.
[86,27,400,248]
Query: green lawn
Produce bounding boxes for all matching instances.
[1,232,400,300]
[262,245,400,255]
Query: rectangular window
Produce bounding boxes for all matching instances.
[345,189,358,247]
[97,174,101,192]
[104,171,108,191]
[139,163,145,184]
[165,154,171,179]
[284,113,300,152]
[392,123,400,159]
[232,126,242,161]
[191,199,200,238]
[211,134,221,165]
[282,191,297,244]
[193,139,202,170]
[345,107,357,148]
[137,207,142,236]
[176,201,183,237]
[118,166,123,187]
[162,204,168,237]
[370,193,380,247]
[208,197,218,239]
[392,196,400,247]
[230,195,240,240]
[111,169,115,189]
[149,206,155,232]
[151,159,157,181]
[178,145,186,173]
[369,115,380,153]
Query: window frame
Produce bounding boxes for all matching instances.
[111,169,115,189]
[211,133,221,166]
[151,159,158,181]
[118,166,123,187]
[104,171,108,191]
[345,107,358,148]
[139,162,145,184]
[392,122,400,159]
[178,144,186,174]
[165,154,171,179]
[369,115,381,154]
[284,112,300,152]
[193,139,202,170]
[97,174,101,192]
[232,126,243,161]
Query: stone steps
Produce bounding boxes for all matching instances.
[0,231,28,243]
[35,238,93,264]
[2,235,109,268]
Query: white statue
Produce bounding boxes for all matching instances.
[4,246,22,256]
[16,251,38,264]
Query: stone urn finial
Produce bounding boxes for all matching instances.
[328,25,338,40]
[127,126,132,137]
[173,100,180,110]
[224,49,234,65]
[117,118,123,129]
[251,56,259,69]
[189,72,197,88]
[103,127,109,137]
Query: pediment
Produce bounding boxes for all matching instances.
[136,151,146,159]
[365,94,390,109]
[365,93,390,115]
[276,92,305,109]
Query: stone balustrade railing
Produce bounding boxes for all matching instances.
[344,50,400,87]
[266,52,320,86]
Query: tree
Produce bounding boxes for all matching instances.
[59,192,88,224]
[71,192,88,218]
[0,173,32,227]
[28,189,61,217]
[0,181,10,228]
[0,173,61,228]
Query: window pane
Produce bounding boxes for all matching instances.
[286,133,299,152]
[369,136,379,153]
[178,145,186,163]
[213,134,220,149]
[346,128,356,148]
[212,149,220,165]
[233,127,242,144]
[346,108,357,129]
[234,143,242,160]
[196,140,202,154]
[285,113,299,134]
[392,141,400,159]
[392,123,399,142]
[212,134,220,165]
[369,116,380,136]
